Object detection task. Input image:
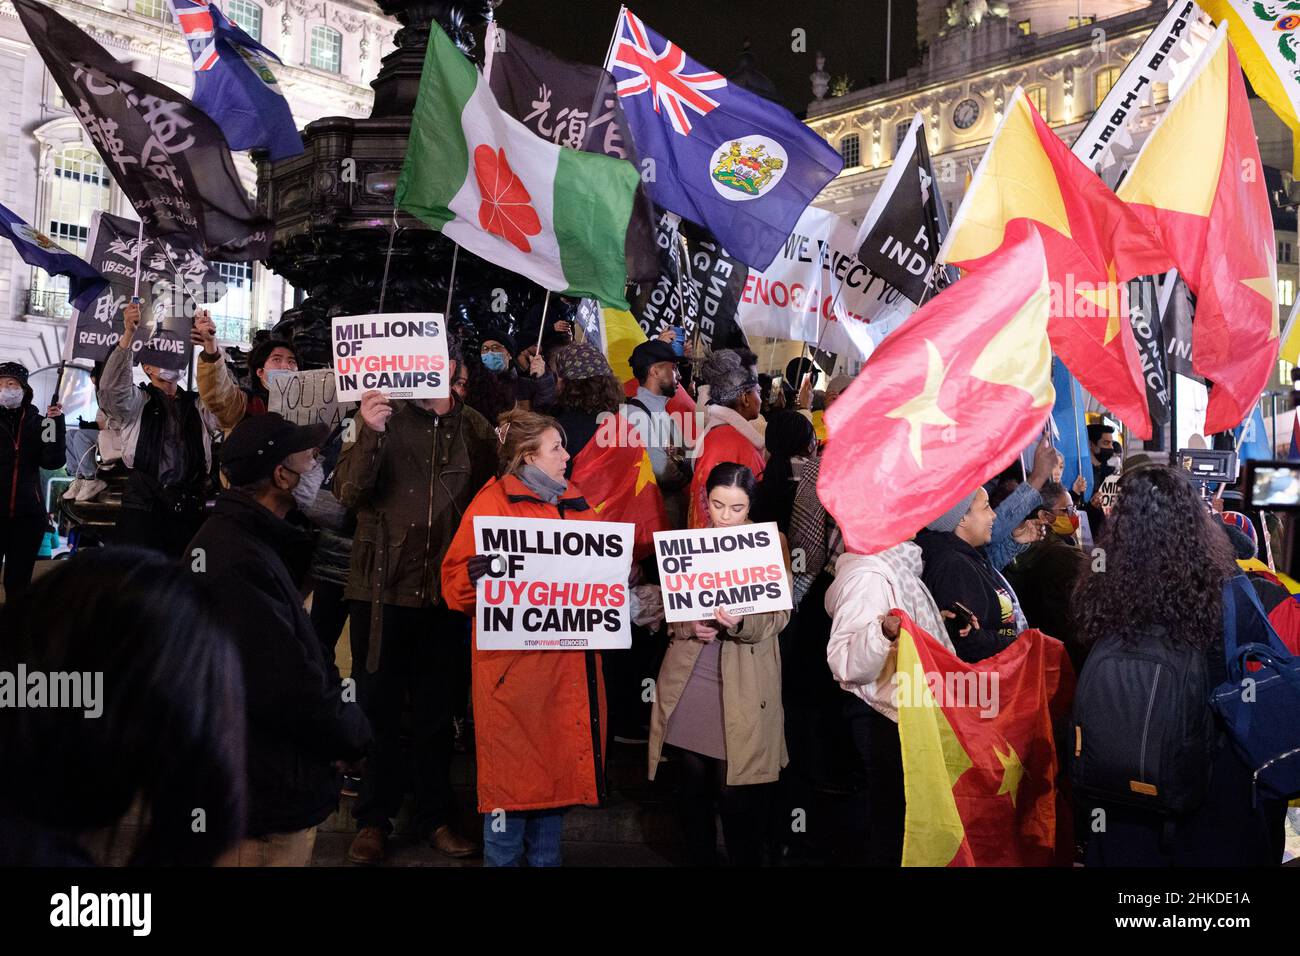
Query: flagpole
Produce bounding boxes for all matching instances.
[443,244,459,321]
[536,290,552,353]
[376,208,398,314]
[484,20,499,82]
[601,6,627,73]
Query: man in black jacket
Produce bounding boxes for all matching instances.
[188,412,371,866]
[917,486,1022,663]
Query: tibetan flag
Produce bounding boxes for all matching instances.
[609,7,842,271]
[940,88,1174,440]
[0,202,107,310]
[1202,0,1300,178]
[820,226,1055,556]
[1118,25,1278,435]
[397,21,639,308]
[167,1,305,161]
[895,611,1074,867]
[570,409,667,561]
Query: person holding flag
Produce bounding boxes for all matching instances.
[0,362,65,598]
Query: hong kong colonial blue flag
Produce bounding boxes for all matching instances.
[609,8,842,271]
[168,0,304,160]
[0,202,108,310]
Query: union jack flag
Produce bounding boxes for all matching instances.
[167,0,219,72]
[610,8,725,137]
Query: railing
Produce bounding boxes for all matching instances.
[26,288,73,320]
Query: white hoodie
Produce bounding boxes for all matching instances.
[824,541,953,722]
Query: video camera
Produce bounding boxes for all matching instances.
[1176,448,1239,486]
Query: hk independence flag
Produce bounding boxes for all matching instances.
[0,202,107,310]
[14,0,271,260]
[1118,24,1278,435]
[819,227,1055,556]
[397,21,639,309]
[487,24,656,282]
[939,88,1174,439]
[167,0,305,161]
[894,610,1074,866]
[609,7,842,272]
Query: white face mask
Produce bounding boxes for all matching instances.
[0,387,22,409]
[153,368,182,384]
[289,460,324,510]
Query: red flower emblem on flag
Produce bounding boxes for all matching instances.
[474,145,541,253]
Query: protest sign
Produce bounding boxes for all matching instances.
[267,369,348,430]
[1097,473,1122,516]
[331,313,449,402]
[473,515,634,651]
[653,522,792,624]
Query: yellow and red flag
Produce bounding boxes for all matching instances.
[1118,25,1278,435]
[570,408,667,561]
[940,88,1175,439]
[820,227,1054,555]
[606,304,698,417]
[895,610,1075,867]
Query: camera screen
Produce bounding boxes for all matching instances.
[1250,466,1300,508]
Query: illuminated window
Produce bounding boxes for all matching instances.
[210,262,256,344]
[840,133,861,168]
[1068,15,1095,29]
[1025,86,1047,120]
[309,25,343,74]
[1018,20,1031,35]
[1280,278,1295,307]
[48,148,110,257]
[1094,66,1122,108]
[133,0,172,22]
[225,0,262,42]
[895,121,910,153]
[1152,82,1169,104]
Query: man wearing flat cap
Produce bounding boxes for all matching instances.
[187,412,371,866]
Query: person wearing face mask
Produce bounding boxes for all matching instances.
[441,409,611,867]
[1003,480,1089,671]
[186,412,371,866]
[647,463,790,866]
[333,340,498,865]
[97,302,216,557]
[0,361,64,599]
[481,326,557,413]
[192,310,298,435]
[687,350,766,528]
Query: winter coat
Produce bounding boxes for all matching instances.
[186,489,371,836]
[688,404,766,528]
[441,473,609,813]
[1004,533,1089,671]
[824,542,953,721]
[334,397,497,609]
[195,350,265,435]
[0,397,64,521]
[916,529,1020,663]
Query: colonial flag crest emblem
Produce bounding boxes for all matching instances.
[710,137,787,200]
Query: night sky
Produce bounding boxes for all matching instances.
[488,0,916,114]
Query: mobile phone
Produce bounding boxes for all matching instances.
[944,602,974,638]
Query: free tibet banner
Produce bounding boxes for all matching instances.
[473,516,635,651]
[331,313,449,402]
[654,522,792,624]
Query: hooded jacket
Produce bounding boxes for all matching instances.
[441,473,609,814]
[1004,532,1088,670]
[916,529,1020,663]
[0,393,64,521]
[824,541,953,721]
[688,404,765,528]
[186,489,371,836]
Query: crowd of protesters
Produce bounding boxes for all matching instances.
[1,297,1298,868]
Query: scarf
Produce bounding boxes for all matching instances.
[518,463,568,504]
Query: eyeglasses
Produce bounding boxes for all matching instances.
[481,343,508,354]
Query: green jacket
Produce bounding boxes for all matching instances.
[334,398,497,610]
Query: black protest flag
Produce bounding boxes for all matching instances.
[15,0,271,261]
[678,219,749,354]
[854,113,956,305]
[488,25,657,282]
[1128,275,1171,427]
[632,208,696,337]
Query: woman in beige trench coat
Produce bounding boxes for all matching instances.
[648,462,789,866]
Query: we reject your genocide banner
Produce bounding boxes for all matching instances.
[473,516,635,651]
[331,313,449,402]
[653,523,792,624]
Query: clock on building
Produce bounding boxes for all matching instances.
[952,98,981,130]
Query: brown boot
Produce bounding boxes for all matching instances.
[346,826,387,865]
[431,824,479,859]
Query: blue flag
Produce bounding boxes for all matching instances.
[1051,357,1092,500]
[0,202,108,311]
[1234,404,1272,464]
[170,0,304,160]
[609,8,842,271]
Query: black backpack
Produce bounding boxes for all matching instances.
[1070,628,1215,816]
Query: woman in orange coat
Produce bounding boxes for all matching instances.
[441,408,608,867]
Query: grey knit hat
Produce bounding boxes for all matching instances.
[701,349,758,407]
[927,489,979,534]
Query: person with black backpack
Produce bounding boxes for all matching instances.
[1070,465,1284,866]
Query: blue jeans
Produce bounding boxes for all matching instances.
[482,810,566,867]
[65,427,98,479]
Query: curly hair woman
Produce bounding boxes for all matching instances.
[1070,465,1286,866]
